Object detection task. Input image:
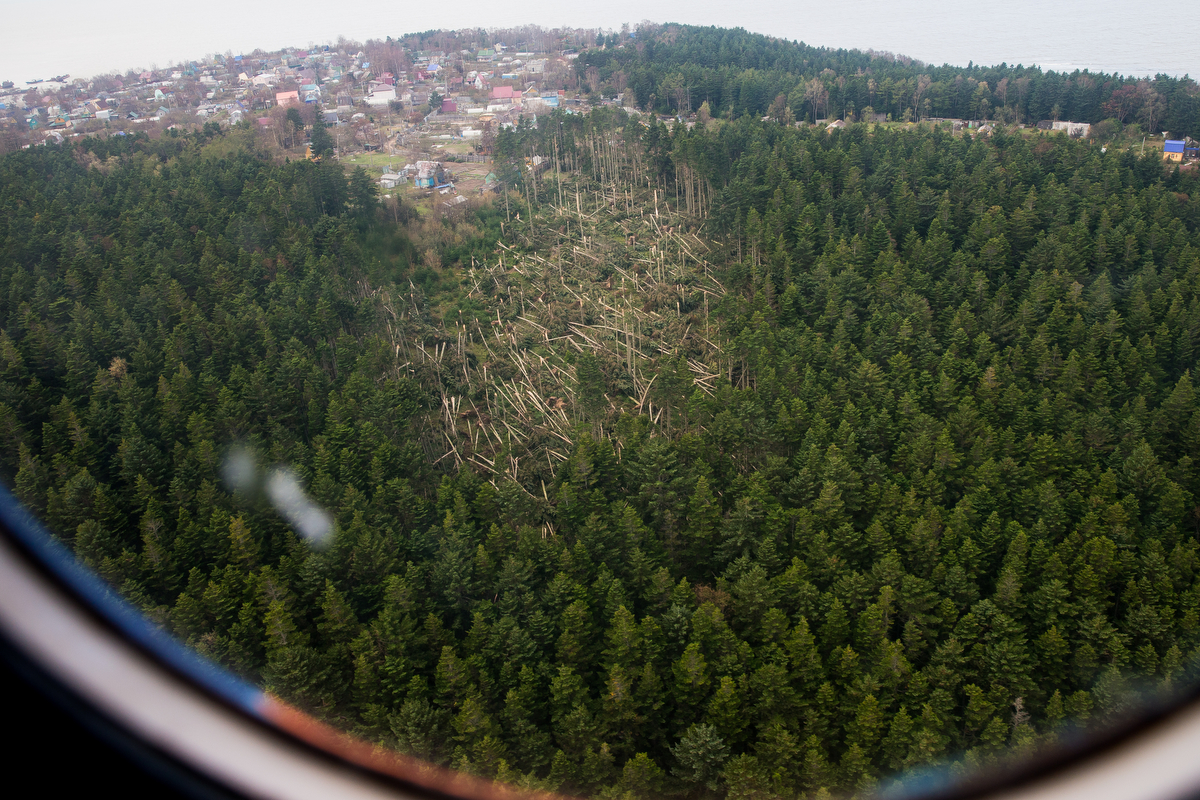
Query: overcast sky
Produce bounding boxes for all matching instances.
[2,0,1196,84]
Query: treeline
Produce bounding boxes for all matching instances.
[1,106,1200,800]
[577,25,1200,138]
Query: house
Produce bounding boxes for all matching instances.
[1034,120,1092,138]
[441,98,458,114]
[365,86,396,106]
[1164,139,1185,162]
[490,85,516,103]
[379,172,405,189]
[414,160,443,188]
[826,119,846,130]
[1052,120,1091,138]
[275,90,300,107]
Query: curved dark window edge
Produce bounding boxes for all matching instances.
[2,480,1200,800]
[0,483,541,800]
[0,627,240,800]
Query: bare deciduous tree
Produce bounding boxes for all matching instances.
[804,78,829,121]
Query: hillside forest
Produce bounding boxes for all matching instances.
[2,40,1200,800]
[574,24,1200,140]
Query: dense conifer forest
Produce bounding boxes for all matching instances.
[577,25,1200,139]
[2,38,1200,800]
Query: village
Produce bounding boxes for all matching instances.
[0,31,648,204]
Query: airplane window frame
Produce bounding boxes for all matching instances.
[2,479,1200,800]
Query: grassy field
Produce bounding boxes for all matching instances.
[343,140,483,174]
[425,139,477,156]
[342,152,408,172]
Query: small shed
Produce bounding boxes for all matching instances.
[379,172,405,189]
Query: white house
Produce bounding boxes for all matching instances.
[1051,121,1091,138]
[365,86,396,106]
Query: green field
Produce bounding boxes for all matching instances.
[342,152,406,172]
